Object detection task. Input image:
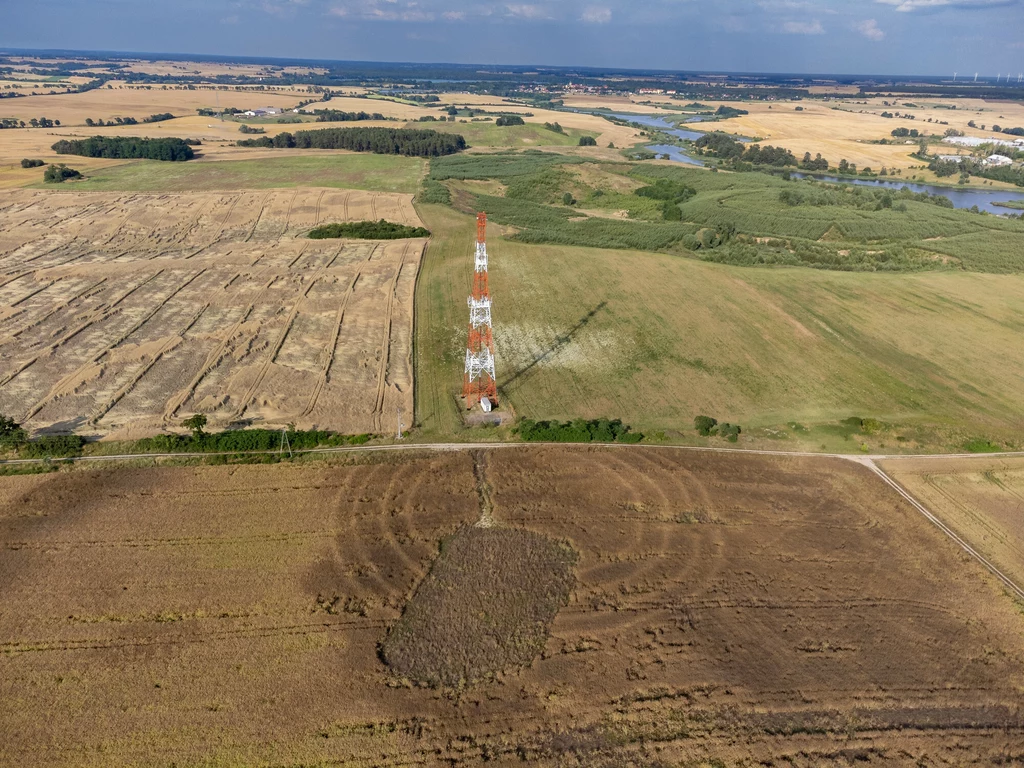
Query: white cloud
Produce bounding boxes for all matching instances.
[782,19,825,33]
[326,0,434,21]
[504,3,552,19]
[854,18,885,39]
[443,9,466,19]
[581,6,612,22]
[876,0,1014,10]
[220,13,241,23]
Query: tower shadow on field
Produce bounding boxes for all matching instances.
[498,301,607,392]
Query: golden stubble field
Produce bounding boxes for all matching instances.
[881,455,1024,589]
[1,446,1022,766]
[0,188,423,438]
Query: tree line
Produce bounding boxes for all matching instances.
[236,127,466,157]
[313,109,386,122]
[308,220,430,239]
[694,132,797,167]
[52,136,196,161]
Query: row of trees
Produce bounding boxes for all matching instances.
[313,109,386,122]
[52,136,196,161]
[495,115,525,126]
[236,127,467,157]
[515,418,643,443]
[4,117,62,128]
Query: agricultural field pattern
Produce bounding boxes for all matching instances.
[2,447,1023,766]
[0,189,423,437]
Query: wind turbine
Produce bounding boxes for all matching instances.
[953,71,958,82]
[974,72,978,82]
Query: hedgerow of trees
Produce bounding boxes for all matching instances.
[516,418,643,443]
[495,115,525,126]
[236,127,466,156]
[20,158,44,168]
[52,136,195,161]
[308,220,430,239]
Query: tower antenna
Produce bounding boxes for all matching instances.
[462,212,498,412]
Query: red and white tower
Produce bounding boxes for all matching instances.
[462,212,497,411]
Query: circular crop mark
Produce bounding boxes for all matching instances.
[381,526,576,688]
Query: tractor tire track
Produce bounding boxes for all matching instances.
[24,270,209,421]
[161,276,277,423]
[89,303,211,425]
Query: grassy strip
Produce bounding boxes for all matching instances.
[63,154,426,194]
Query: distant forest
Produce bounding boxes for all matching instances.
[51,136,195,161]
[236,127,466,156]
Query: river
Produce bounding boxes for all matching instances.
[790,173,1024,215]
[591,111,1024,214]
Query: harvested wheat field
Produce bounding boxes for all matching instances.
[0,188,424,438]
[2,446,1023,767]
[881,455,1024,589]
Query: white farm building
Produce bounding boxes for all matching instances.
[983,154,1013,167]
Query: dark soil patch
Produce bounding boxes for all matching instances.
[381,526,576,687]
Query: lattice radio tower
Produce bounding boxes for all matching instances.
[462,212,497,411]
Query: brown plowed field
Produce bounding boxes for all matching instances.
[0,189,423,437]
[2,446,1023,766]
[881,456,1024,590]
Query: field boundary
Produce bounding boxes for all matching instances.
[857,457,1024,603]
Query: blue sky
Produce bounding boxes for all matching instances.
[4,0,1024,76]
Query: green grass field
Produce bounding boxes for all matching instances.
[424,155,1024,273]
[405,120,596,149]
[63,153,426,193]
[414,203,1024,450]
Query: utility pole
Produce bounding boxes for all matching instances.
[280,428,292,458]
[396,406,404,440]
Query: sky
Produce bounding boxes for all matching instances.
[4,0,1024,76]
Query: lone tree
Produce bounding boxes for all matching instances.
[0,414,27,449]
[182,413,207,438]
[578,135,597,146]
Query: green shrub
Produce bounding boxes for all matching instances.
[21,158,44,168]
[694,415,718,436]
[963,438,1002,453]
[578,136,598,147]
[43,164,82,183]
[495,115,525,127]
[0,415,27,450]
[20,435,86,458]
